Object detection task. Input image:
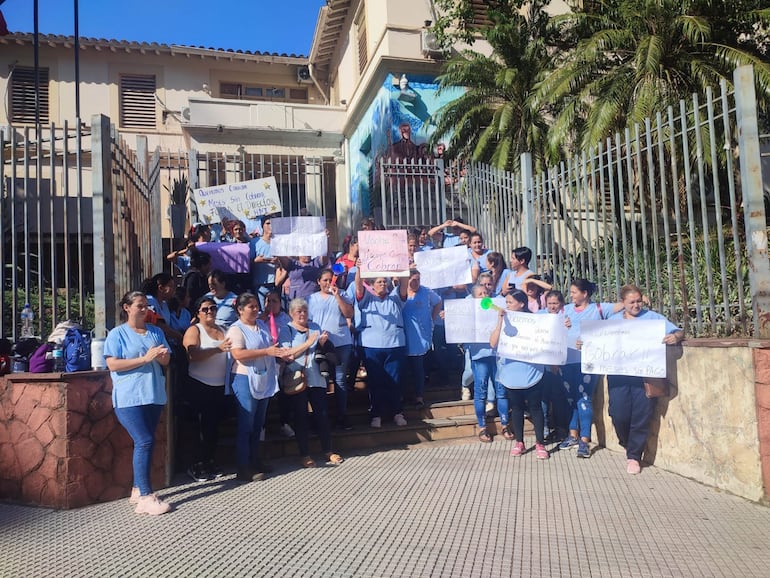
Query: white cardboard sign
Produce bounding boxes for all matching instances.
[192,176,282,224]
[497,311,568,365]
[444,298,504,344]
[270,216,327,257]
[413,246,472,289]
[580,319,667,378]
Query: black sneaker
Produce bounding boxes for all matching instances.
[187,462,209,483]
[206,460,224,479]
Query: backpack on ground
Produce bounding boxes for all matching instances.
[63,327,91,372]
[29,342,54,373]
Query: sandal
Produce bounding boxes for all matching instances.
[301,456,316,469]
[325,452,344,465]
[502,426,515,441]
[478,428,492,443]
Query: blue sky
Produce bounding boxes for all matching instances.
[1,0,326,56]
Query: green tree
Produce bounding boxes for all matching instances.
[537,0,770,154]
[429,0,555,172]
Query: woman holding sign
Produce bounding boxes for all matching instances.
[558,279,616,458]
[489,290,548,459]
[354,262,408,428]
[605,284,683,475]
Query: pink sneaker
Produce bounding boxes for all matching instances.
[129,487,140,505]
[535,443,550,460]
[135,494,171,516]
[510,441,525,456]
[626,459,641,475]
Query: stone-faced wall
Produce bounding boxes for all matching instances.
[0,372,167,509]
[594,341,768,503]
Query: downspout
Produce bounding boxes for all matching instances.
[308,62,329,105]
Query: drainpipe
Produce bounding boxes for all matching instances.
[308,63,329,105]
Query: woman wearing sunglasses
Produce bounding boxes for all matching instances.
[182,296,232,483]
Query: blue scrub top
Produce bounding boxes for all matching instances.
[308,291,353,348]
[104,324,170,408]
[356,289,406,349]
[396,285,441,356]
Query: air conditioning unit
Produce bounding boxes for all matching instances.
[297,65,313,84]
[421,30,443,58]
[180,107,191,123]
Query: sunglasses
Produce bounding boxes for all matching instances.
[199,305,218,313]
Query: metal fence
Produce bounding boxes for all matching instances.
[0,115,159,340]
[370,67,769,338]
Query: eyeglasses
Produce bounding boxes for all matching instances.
[199,305,218,313]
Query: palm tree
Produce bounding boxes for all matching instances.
[537,0,770,154]
[429,0,555,173]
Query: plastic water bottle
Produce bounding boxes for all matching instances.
[52,340,65,372]
[20,303,34,338]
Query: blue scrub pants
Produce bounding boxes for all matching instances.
[607,375,656,461]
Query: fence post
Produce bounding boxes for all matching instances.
[91,115,115,335]
[734,65,770,338]
[187,149,200,224]
[520,152,537,253]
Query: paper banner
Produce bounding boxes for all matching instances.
[192,176,282,226]
[413,245,472,289]
[580,319,666,378]
[444,298,504,344]
[194,242,251,274]
[358,229,409,278]
[270,216,327,257]
[497,311,568,365]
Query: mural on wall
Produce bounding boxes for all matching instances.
[347,74,463,221]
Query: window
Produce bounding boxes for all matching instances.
[119,74,157,129]
[218,83,307,103]
[356,9,368,75]
[10,66,49,124]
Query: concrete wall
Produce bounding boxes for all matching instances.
[594,341,769,503]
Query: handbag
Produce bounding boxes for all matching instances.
[280,327,311,396]
[643,377,670,399]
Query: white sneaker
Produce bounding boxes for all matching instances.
[370,417,382,428]
[461,387,472,401]
[393,413,407,426]
[280,423,295,438]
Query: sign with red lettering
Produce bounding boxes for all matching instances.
[358,230,410,278]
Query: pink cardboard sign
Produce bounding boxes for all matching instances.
[358,229,410,278]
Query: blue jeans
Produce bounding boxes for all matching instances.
[114,404,164,496]
[562,363,598,440]
[363,346,405,418]
[333,344,353,423]
[505,381,544,443]
[230,374,271,468]
[471,356,498,428]
[607,375,655,461]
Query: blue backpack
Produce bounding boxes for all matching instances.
[63,328,91,372]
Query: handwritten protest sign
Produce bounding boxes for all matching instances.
[358,229,409,278]
[496,311,568,365]
[413,246,472,289]
[580,319,666,378]
[444,298,504,344]
[270,216,327,257]
[194,242,251,274]
[192,177,282,227]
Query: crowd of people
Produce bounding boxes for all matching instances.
[103,213,683,516]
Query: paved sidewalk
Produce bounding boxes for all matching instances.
[2,438,770,577]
